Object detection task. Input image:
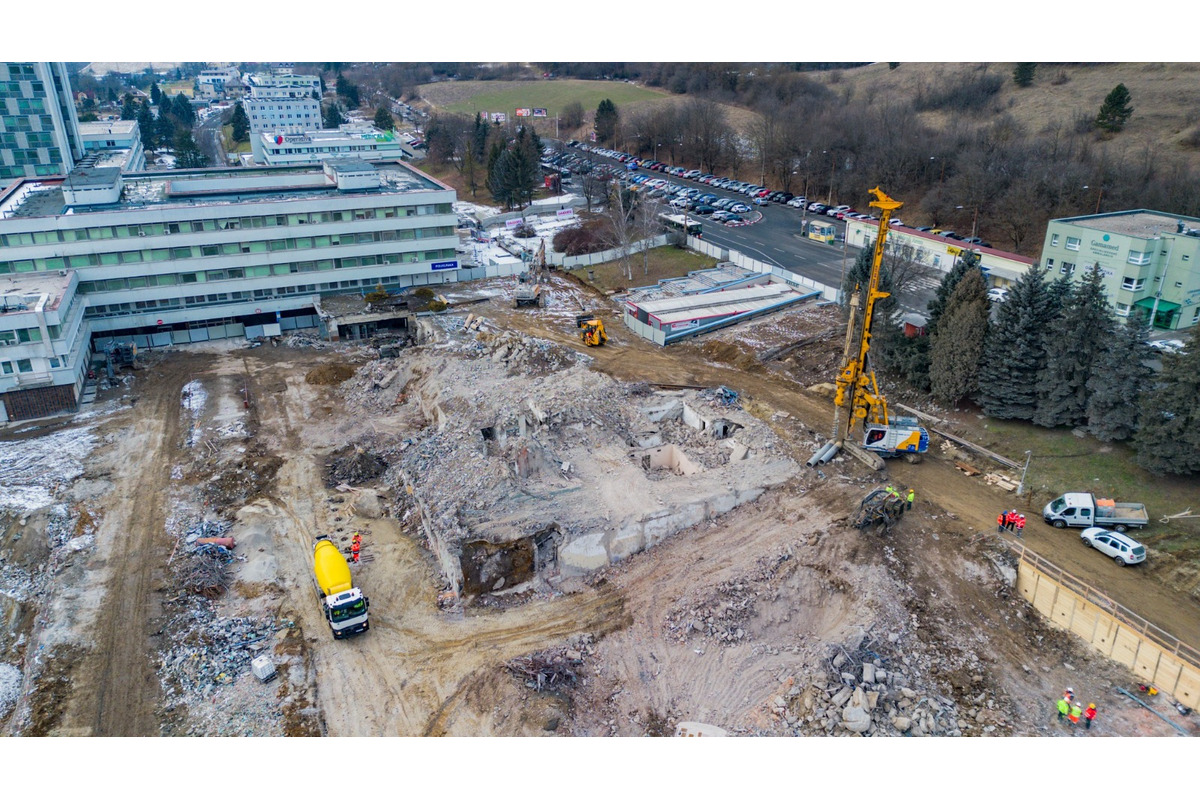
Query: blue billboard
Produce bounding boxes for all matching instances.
[431,260,459,271]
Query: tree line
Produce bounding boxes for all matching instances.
[849,243,1199,475]
[120,82,206,168]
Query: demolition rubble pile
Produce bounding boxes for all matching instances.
[332,317,795,595]
[663,551,795,646]
[156,596,288,736]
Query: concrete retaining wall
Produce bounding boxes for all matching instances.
[1016,548,1200,712]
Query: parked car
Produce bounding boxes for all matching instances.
[729,202,750,213]
[752,196,769,206]
[1080,527,1147,566]
[1148,339,1187,354]
[694,205,716,215]
[807,201,826,212]
[787,197,807,208]
[711,210,732,221]
[986,287,1010,303]
[712,198,735,210]
[723,214,744,223]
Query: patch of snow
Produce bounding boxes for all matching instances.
[0,663,21,714]
[0,427,99,512]
[181,380,207,447]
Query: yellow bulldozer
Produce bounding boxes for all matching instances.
[576,314,608,347]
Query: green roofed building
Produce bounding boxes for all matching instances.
[1039,210,1200,331]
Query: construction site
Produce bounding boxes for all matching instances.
[2,202,1200,745]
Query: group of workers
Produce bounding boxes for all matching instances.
[884,486,916,510]
[1055,687,1098,730]
[997,509,1026,536]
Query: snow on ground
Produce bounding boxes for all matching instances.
[181,380,207,448]
[0,426,99,513]
[0,663,21,715]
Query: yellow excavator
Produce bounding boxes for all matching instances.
[808,187,928,471]
[576,314,608,346]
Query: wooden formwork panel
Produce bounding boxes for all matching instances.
[1154,655,1185,697]
[1091,615,1119,658]
[1132,640,1162,682]
[1050,590,1079,629]
[1109,627,1142,669]
[1067,601,1098,641]
[1017,563,1041,603]
[1174,663,1200,710]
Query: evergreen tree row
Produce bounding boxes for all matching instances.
[861,250,1198,475]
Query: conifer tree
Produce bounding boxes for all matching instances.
[1033,267,1116,428]
[1012,63,1036,87]
[1133,333,1200,475]
[929,267,990,406]
[230,101,249,142]
[595,99,618,144]
[977,264,1056,420]
[136,101,155,148]
[1086,311,1152,441]
[1096,83,1134,132]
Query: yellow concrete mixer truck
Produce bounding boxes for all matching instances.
[313,535,370,639]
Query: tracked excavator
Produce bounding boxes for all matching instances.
[808,187,928,472]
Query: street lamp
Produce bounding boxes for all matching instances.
[1083,185,1104,215]
[955,205,980,240]
[1017,450,1032,497]
[825,149,835,206]
[931,156,945,187]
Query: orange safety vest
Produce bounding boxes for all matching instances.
[1016,517,1026,530]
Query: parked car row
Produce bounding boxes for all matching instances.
[554,142,995,244]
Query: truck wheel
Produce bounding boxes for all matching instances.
[1114,556,1127,567]
[1052,520,1066,529]
[1115,524,1128,533]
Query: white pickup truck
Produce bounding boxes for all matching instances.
[1043,492,1149,533]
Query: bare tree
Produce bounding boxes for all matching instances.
[634,196,666,275]
[600,184,639,281]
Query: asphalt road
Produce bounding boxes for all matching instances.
[572,150,939,316]
[197,106,232,167]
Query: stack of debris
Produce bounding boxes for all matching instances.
[507,646,584,692]
[158,598,280,709]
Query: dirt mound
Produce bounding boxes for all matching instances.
[325,446,389,486]
[699,340,762,373]
[305,364,356,385]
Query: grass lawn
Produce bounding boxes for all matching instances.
[566,246,717,294]
[220,125,251,155]
[417,79,666,119]
[966,416,1200,552]
[162,80,193,97]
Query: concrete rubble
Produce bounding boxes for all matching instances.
[329,313,800,599]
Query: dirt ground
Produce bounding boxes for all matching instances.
[1,272,1198,741]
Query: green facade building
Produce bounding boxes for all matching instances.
[1039,211,1200,331]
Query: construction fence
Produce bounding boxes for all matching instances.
[1012,541,1200,712]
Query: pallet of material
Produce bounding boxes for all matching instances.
[984,473,1019,492]
[954,461,982,477]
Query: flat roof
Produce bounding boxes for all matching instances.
[0,270,72,315]
[0,161,449,221]
[78,120,138,137]
[638,284,800,324]
[1054,210,1200,238]
[63,166,121,189]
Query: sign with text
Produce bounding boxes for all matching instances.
[490,112,507,123]
[532,108,548,117]
[556,208,574,218]
[506,218,524,229]
[515,108,531,117]
[431,260,459,271]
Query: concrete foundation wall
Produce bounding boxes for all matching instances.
[1016,554,1200,712]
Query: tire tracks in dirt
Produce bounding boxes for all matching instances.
[58,354,208,736]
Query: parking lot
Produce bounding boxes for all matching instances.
[543,142,942,314]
